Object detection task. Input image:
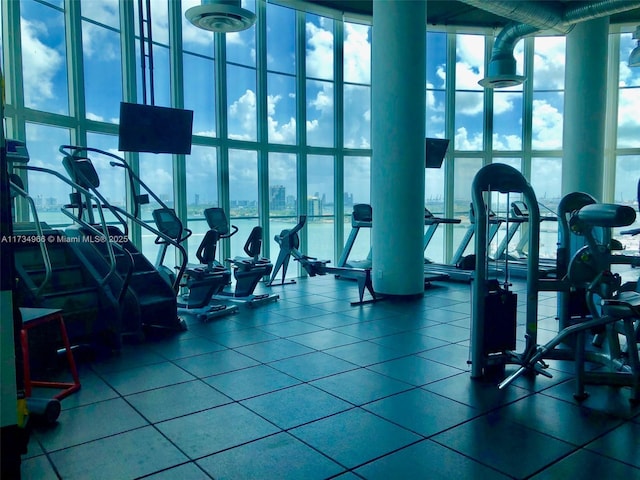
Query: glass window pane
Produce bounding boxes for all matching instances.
[618,88,640,148]
[531,157,562,259]
[134,0,169,45]
[182,0,215,56]
[533,36,565,90]
[493,92,523,151]
[344,22,370,84]
[306,14,333,80]
[267,73,296,145]
[84,133,127,225]
[185,146,217,263]
[136,44,171,108]
[184,52,216,137]
[455,91,483,150]
[267,2,295,74]
[227,64,257,141]
[308,155,334,261]
[82,19,122,122]
[455,34,484,90]
[20,1,69,114]
[344,84,370,148]
[425,167,446,264]
[138,153,173,261]
[229,149,258,256]
[531,92,564,150]
[427,31,446,89]
[344,155,370,215]
[426,90,446,138]
[24,123,71,225]
[452,157,482,259]
[226,18,256,67]
[80,0,119,27]
[307,79,334,147]
[615,155,640,246]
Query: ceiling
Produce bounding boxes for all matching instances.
[304,1,640,29]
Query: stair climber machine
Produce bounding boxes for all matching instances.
[9,140,124,352]
[58,145,189,335]
[470,163,639,402]
[266,215,379,305]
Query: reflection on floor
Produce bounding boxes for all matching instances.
[22,275,640,479]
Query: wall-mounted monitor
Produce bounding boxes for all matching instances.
[425,138,450,169]
[118,102,194,155]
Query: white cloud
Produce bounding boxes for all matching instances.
[306,21,334,79]
[228,89,257,140]
[20,18,64,108]
[454,127,483,150]
[344,23,370,84]
[532,36,565,89]
[267,94,296,143]
[492,133,522,151]
[531,99,563,149]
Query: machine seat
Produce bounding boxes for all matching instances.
[601,290,640,319]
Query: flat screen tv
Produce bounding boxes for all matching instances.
[118,102,194,154]
[425,138,450,169]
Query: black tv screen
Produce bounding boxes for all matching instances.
[118,102,194,154]
[425,138,450,169]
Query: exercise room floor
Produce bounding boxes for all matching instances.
[22,275,640,479]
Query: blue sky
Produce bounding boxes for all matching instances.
[7,0,640,211]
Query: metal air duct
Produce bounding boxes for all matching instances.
[186,0,256,33]
[460,0,640,87]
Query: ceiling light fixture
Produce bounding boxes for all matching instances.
[186,0,256,33]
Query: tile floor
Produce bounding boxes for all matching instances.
[21,275,640,479]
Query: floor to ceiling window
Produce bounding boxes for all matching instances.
[2,0,639,269]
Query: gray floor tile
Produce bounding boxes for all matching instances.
[34,397,147,452]
[269,351,359,382]
[418,342,472,371]
[101,361,195,395]
[156,403,279,459]
[423,372,531,414]
[311,368,412,405]
[49,426,188,479]
[432,416,575,478]
[242,383,352,430]
[20,454,58,480]
[174,349,259,378]
[126,379,232,423]
[148,336,226,360]
[370,331,448,355]
[257,319,325,337]
[355,439,511,480]
[290,408,420,469]
[331,319,404,340]
[363,388,478,436]
[288,329,361,350]
[530,448,640,479]
[204,327,280,348]
[324,341,405,367]
[234,338,315,363]
[496,392,624,445]
[584,421,640,468]
[144,462,213,479]
[367,355,461,386]
[204,364,301,400]
[197,432,345,479]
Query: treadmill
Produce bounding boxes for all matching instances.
[491,201,557,279]
[425,204,504,283]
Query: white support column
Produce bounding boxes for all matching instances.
[562,17,610,200]
[371,0,426,296]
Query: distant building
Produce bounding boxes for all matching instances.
[270,185,286,210]
[308,195,322,217]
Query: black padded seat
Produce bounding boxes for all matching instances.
[601,290,640,319]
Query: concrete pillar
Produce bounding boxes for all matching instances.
[371,0,426,296]
[562,17,609,200]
